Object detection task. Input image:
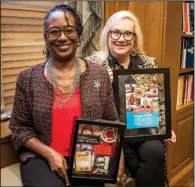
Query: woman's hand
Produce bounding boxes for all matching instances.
[164,130,176,144]
[116,150,126,184]
[46,149,70,186]
[117,164,125,184]
[23,138,70,185]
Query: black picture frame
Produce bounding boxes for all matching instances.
[113,68,172,141]
[69,118,126,186]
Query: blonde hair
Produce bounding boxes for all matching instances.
[94,10,144,64]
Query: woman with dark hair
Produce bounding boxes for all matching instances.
[9,5,122,187]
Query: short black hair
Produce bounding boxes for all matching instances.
[43,4,83,59]
[43,4,83,36]
[95,156,105,162]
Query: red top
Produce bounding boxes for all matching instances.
[49,86,82,156]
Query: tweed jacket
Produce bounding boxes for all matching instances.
[86,54,166,136]
[9,59,118,162]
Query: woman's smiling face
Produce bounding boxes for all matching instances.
[108,18,135,58]
[44,10,79,62]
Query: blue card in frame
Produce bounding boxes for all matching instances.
[113,68,172,142]
[69,118,126,186]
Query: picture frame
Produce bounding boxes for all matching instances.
[69,118,126,186]
[113,68,172,141]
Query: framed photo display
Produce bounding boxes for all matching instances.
[69,118,126,186]
[113,68,172,141]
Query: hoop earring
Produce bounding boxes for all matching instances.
[42,46,47,56]
[43,46,51,60]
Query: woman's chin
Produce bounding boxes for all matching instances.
[55,51,75,61]
[113,49,130,56]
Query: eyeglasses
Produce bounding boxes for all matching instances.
[46,26,77,38]
[109,30,135,41]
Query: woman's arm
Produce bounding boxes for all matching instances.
[9,70,70,185]
[9,70,37,151]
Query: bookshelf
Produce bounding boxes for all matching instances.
[176,1,194,110]
[161,1,194,186]
[177,1,194,185]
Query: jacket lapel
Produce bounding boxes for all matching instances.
[129,55,144,68]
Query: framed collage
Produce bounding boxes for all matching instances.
[113,68,172,141]
[69,118,126,186]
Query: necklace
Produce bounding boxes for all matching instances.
[46,57,81,109]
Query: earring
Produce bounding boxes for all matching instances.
[42,46,47,56]
[42,46,51,60]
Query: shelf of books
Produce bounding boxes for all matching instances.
[176,1,194,111]
[180,37,194,69]
[176,74,194,109]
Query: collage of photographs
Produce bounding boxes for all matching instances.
[72,124,120,178]
[125,83,160,130]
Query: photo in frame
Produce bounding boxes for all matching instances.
[69,118,126,186]
[113,68,172,141]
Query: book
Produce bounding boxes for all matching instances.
[189,2,194,32]
[186,38,194,68]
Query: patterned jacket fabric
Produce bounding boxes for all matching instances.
[9,59,118,162]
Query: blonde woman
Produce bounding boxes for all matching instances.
[86,10,176,187]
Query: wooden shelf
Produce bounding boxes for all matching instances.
[1,120,11,139]
[179,68,194,74]
[176,101,194,115]
[181,31,194,38]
